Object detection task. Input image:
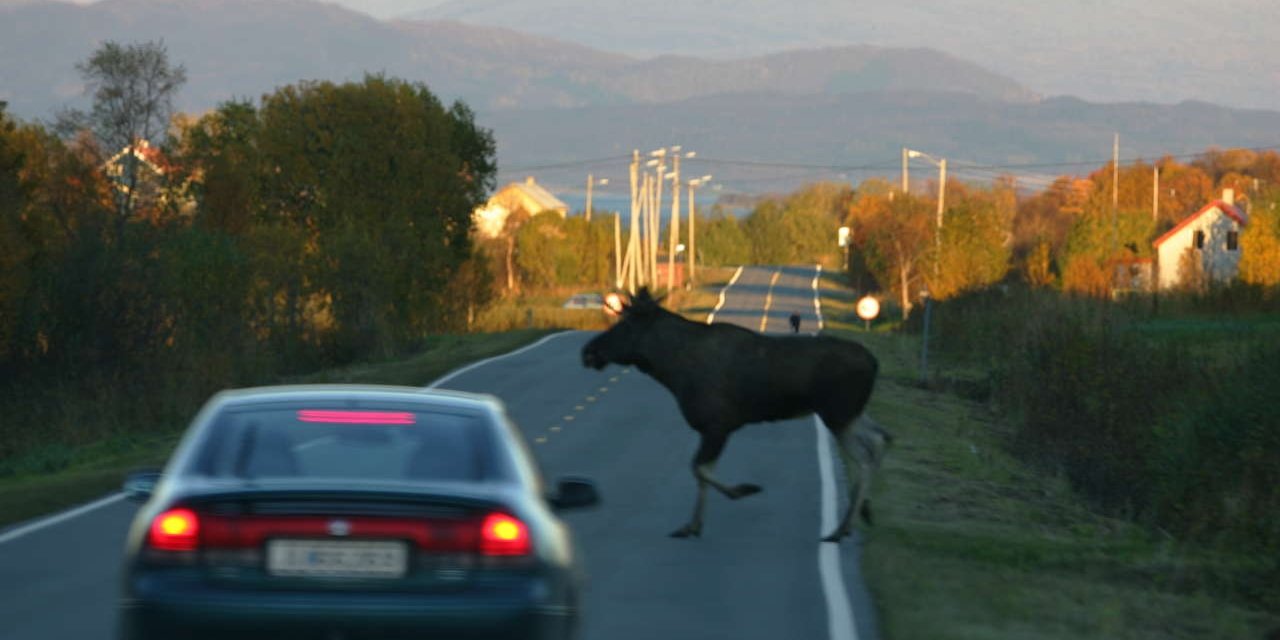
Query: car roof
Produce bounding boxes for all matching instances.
[209,384,504,414]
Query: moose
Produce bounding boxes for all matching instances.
[581,288,891,542]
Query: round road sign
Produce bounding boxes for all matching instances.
[855,295,880,322]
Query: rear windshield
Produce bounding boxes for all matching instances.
[187,404,502,483]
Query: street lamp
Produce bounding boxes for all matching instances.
[904,148,948,274]
[664,149,697,292]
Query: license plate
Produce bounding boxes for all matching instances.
[266,539,409,579]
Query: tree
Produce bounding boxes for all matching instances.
[1024,239,1055,288]
[1239,198,1280,287]
[178,101,261,235]
[926,182,1013,298]
[516,211,572,290]
[249,75,496,357]
[847,185,933,318]
[69,40,187,222]
[696,211,751,266]
[0,106,28,365]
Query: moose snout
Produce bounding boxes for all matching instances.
[581,345,605,370]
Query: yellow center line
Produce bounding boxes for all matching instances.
[760,269,782,332]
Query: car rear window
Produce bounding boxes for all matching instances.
[189,404,500,482]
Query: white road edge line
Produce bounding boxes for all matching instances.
[706,265,744,324]
[812,264,826,331]
[0,331,580,547]
[0,492,127,545]
[816,416,859,640]
[427,331,576,389]
[813,264,857,640]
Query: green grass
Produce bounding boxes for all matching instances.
[0,330,553,530]
[816,282,1280,638]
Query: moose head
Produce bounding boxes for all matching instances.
[581,288,666,371]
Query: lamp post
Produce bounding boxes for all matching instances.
[905,148,947,276]
[585,175,608,223]
[687,175,712,286]
[667,150,696,292]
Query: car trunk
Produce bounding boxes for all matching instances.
[166,488,535,592]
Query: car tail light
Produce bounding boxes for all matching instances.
[148,508,199,551]
[479,512,531,556]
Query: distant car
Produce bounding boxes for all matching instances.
[562,293,604,310]
[118,384,599,640]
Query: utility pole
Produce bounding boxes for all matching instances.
[1112,133,1120,263]
[667,154,681,292]
[586,173,594,223]
[614,211,622,288]
[627,150,641,293]
[902,147,909,193]
[936,158,947,237]
[651,152,666,289]
[933,158,947,279]
[1153,164,1159,222]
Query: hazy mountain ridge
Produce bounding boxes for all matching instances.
[0,0,1034,118]
[405,0,1280,109]
[485,92,1280,194]
[2,0,1278,198]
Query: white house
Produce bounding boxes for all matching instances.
[1153,189,1249,289]
[472,177,569,239]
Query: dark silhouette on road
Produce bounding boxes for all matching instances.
[581,288,892,541]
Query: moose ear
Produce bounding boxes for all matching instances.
[604,292,627,315]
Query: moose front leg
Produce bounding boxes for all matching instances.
[671,432,762,538]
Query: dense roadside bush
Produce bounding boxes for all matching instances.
[922,284,1280,606]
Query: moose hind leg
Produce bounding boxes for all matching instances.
[823,415,888,542]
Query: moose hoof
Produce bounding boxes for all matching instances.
[729,483,763,499]
[669,524,702,539]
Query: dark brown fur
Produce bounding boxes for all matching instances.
[582,289,889,541]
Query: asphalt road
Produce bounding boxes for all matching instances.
[0,264,878,640]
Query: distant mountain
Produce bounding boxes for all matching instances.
[404,0,1280,110]
[0,0,1035,119]
[3,0,1279,200]
[484,93,1280,198]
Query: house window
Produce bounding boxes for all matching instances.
[1193,230,1205,250]
[1227,230,1239,251]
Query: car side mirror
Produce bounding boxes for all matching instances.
[123,469,163,503]
[548,477,600,511]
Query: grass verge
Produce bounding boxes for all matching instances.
[817,279,1280,638]
[0,330,553,530]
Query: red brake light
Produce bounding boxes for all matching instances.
[480,513,531,556]
[296,410,416,425]
[148,508,199,551]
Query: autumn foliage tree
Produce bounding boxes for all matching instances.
[846,182,934,317]
[1239,191,1280,287]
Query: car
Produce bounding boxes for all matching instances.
[117,384,599,640]
[561,293,604,310]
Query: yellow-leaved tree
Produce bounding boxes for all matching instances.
[1239,203,1280,287]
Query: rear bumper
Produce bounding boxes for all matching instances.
[118,574,576,640]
